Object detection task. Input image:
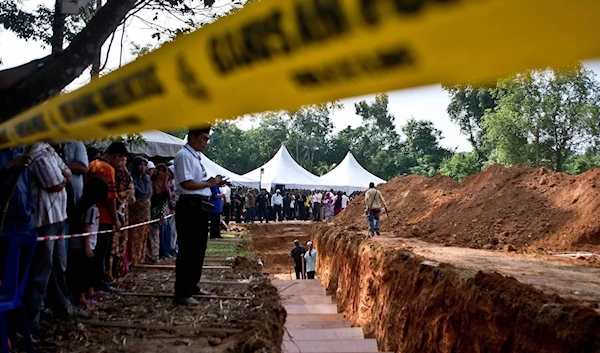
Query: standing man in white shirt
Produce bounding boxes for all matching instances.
[271,189,284,222]
[221,183,232,225]
[312,190,323,222]
[173,127,225,305]
[341,192,350,210]
[303,241,317,279]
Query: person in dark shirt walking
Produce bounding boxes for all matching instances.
[256,189,269,223]
[290,239,306,280]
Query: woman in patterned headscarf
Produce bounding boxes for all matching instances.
[147,163,170,263]
[109,156,136,281]
[128,156,152,265]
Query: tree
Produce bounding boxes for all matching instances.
[287,102,340,172]
[402,118,452,175]
[484,64,600,172]
[565,148,600,175]
[439,152,481,181]
[444,84,496,160]
[203,120,250,174]
[0,0,239,122]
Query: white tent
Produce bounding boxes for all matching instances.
[243,145,334,190]
[200,152,260,189]
[97,130,187,158]
[320,152,386,193]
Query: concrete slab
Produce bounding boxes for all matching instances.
[284,328,364,340]
[279,286,326,296]
[282,339,379,353]
[285,320,352,330]
[281,295,332,305]
[272,280,324,288]
[286,314,345,322]
[284,304,338,314]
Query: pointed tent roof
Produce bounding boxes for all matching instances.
[243,145,333,190]
[199,152,260,189]
[130,130,186,157]
[94,130,187,157]
[321,152,386,193]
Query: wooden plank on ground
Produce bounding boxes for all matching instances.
[119,292,252,300]
[133,264,230,270]
[81,320,242,333]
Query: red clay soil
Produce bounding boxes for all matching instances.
[246,223,313,274]
[313,226,600,353]
[337,164,600,253]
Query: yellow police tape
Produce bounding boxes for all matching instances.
[1,0,600,148]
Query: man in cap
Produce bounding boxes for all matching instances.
[304,241,317,279]
[290,239,306,280]
[271,189,284,222]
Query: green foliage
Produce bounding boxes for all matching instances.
[483,65,600,172]
[202,95,453,181]
[444,84,496,159]
[565,148,600,175]
[402,119,453,175]
[439,152,482,181]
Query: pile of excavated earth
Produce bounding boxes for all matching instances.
[338,164,600,255]
[249,164,600,353]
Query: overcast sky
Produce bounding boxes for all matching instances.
[2,0,600,153]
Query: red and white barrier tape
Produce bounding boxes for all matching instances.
[36,214,173,242]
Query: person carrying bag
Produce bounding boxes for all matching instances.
[365,182,387,237]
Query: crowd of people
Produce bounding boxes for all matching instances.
[0,135,229,335]
[229,188,353,224]
[1,125,387,346]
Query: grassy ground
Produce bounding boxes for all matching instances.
[206,231,252,257]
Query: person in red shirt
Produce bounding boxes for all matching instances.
[86,142,127,292]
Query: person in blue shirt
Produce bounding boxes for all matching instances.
[0,147,35,234]
[210,179,224,239]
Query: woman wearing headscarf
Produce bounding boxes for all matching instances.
[334,191,343,216]
[323,189,335,221]
[128,156,152,265]
[147,163,170,263]
[109,156,136,280]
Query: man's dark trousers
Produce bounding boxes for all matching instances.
[223,203,230,224]
[174,195,210,299]
[257,207,268,223]
[274,205,283,222]
[294,263,304,280]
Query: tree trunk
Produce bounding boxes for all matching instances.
[555,148,563,172]
[90,0,103,80]
[534,127,540,167]
[0,0,137,122]
[51,0,65,54]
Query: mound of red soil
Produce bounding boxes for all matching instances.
[337,164,600,252]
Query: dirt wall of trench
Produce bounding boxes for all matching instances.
[313,225,600,353]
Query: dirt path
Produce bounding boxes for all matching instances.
[372,236,600,305]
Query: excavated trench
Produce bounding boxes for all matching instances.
[247,166,600,352]
[311,224,600,353]
[248,221,600,353]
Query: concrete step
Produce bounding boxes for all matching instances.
[284,304,338,314]
[285,320,352,330]
[286,314,346,322]
[281,295,333,305]
[282,339,379,353]
[272,279,324,288]
[284,328,364,340]
[279,286,326,296]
